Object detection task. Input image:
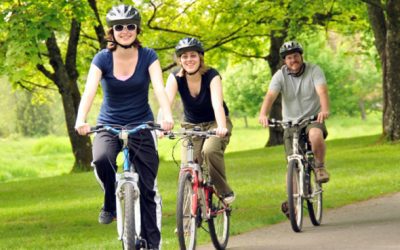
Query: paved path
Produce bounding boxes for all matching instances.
[198,192,400,250]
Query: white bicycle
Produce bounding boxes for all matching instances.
[90,122,161,249]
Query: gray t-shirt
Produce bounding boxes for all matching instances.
[269,63,326,121]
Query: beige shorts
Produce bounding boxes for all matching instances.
[283,122,328,156]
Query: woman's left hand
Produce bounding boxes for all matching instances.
[161,117,174,131]
[215,127,228,137]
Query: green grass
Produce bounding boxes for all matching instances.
[0,134,399,249]
[0,114,381,183]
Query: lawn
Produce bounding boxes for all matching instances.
[0,130,399,249]
[0,113,381,182]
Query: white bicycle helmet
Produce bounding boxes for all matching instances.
[279,41,303,59]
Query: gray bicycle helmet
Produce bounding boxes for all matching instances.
[175,37,204,57]
[279,41,303,59]
[106,4,141,29]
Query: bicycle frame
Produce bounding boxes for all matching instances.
[114,128,141,242]
[269,116,323,232]
[90,122,160,249]
[170,128,231,250]
[178,131,215,220]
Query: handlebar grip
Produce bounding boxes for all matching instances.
[208,130,217,136]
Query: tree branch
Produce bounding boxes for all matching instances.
[219,47,268,60]
[162,62,177,72]
[87,0,107,49]
[19,79,57,91]
[147,0,198,37]
[66,18,80,82]
[36,64,55,82]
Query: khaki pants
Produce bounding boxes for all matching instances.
[181,117,233,196]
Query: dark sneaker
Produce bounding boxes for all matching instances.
[315,167,330,183]
[281,201,290,219]
[222,192,235,204]
[98,208,116,224]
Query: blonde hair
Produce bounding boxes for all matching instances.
[176,53,208,77]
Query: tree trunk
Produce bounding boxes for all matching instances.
[59,81,93,172]
[264,33,285,147]
[44,27,92,172]
[359,99,366,120]
[244,116,248,128]
[384,0,400,140]
[366,0,400,141]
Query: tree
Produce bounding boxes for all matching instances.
[223,60,269,127]
[0,0,107,171]
[364,0,400,140]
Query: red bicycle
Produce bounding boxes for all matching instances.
[167,128,231,250]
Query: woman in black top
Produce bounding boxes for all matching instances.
[164,37,235,203]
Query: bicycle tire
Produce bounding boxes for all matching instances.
[208,193,230,250]
[307,167,323,226]
[177,171,197,250]
[121,182,137,250]
[287,160,303,232]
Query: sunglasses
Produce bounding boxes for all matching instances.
[113,24,137,32]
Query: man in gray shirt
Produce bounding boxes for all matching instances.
[259,41,330,183]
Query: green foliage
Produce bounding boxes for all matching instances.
[15,91,53,137]
[223,60,270,118]
[301,32,381,117]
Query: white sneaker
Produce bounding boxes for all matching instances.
[223,193,235,204]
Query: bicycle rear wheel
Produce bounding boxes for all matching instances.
[307,167,323,226]
[177,171,197,250]
[121,182,137,250]
[287,160,303,232]
[208,193,230,250]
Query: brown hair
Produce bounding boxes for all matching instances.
[105,27,142,51]
[176,53,208,77]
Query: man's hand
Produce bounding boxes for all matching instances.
[258,114,269,128]
[317,111,329,123]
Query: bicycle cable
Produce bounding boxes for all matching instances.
[171,136,185,168]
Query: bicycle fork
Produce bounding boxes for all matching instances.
[116,146,141,242]
[116,172,141,240]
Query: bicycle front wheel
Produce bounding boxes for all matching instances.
[287,160,303,232]
[208,193,230,250]
[121,182,137,250]
[307,167,323,226]
[177,171,197,250]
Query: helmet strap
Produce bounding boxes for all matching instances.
[111,34,135,49]
[186,66,201,76]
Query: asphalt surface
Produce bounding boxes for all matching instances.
[198,192,400,250]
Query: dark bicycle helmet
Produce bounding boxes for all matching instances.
[106,4,141,29]
[175,37,204,57]
[279,41,303,59]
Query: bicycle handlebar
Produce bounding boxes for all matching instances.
[88,122,163,135]
[268,115,317,129]
[165,129,218,140]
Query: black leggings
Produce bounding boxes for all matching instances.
[92,130,161,248]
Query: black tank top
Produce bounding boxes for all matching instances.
[174,68,229,123]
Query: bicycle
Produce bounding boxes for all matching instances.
[268,116,323,232]
[166,128,231,250]
[89,122,162,250]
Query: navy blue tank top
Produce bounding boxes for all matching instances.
[92,48,157,125]
[174,68,229,123]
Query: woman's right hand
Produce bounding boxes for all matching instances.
[75,122,91,136]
